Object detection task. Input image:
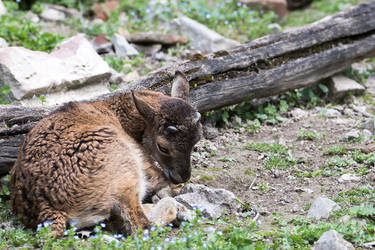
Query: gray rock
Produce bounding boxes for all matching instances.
[24,11,40,22]
[365,75,375,92]
[0,37,7,48]
[144,197,193,226]
[174,184,243,219]
[339,215,367,227]
[153,52,166,61]
[40,8,66,21]
[338,174,360,183]
[171,16,239,53]
[307,197,340,219]
[0,0,6,16]
[42,3,80,19]
[351,62,373,75]
[362,119,375,135]
[267,23,283,34]
[328,74,365,99]
[343,108,355,117]
[322,108,341,118]
[203,125,219,139]
[362,129,372,141]
[101,234,120,245]
[112,34,139,58]
[0,34,111,105]
[353,105,372,117]
[311,230,354,250]
[133,44,162,56]
[341,130,360,141]
[290,108,309,119]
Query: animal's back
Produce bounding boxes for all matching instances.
[10,101,148,232]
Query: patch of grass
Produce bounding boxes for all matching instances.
[199,175,214,181]
[282,0,358,27]
[258,182,271,193]
[0,85,11,105]
[298,128,320,141]
[264,155,295,170]
[244,142,295,170]
[323,145,347,156]
[243,142,289,155]
[0,3,64,52]
[244,170,255,176]
[218,157,237,163]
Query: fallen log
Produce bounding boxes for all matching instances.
[1,1,375,175]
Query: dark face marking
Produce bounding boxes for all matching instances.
[143,98,202,184]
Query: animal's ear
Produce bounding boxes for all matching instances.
[132,91,154,122]
[171,71,190,102]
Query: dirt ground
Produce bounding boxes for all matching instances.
[189,94,375,228]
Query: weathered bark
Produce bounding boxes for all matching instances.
[1,1,375,175]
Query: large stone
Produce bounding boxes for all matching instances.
[40,8,66,21]
[174,184,243,219]
[338,174,360,183]
[0,0,6,16]
[241,0,288,18]
[0,37,7,48]
[340,130,360,141]
[0,34,111,104]
[91,34,113,54]
[311,230,355,250]
[328,75,365,99]
[307,197,340,219]
[112,34,139,58]
[144,197,192,226]
[42,4,80,19]
[322,108,341,118]
[170,16,239,53]
[362,119,375,135]
[133,44,162,56]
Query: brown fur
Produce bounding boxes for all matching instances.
[10,73,202,237]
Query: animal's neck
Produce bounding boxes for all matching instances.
[103,93,146,142]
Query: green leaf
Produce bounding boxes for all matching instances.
[318,84,329,94]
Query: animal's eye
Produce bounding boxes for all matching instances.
[167,126,178,133]
[157,144,169,155]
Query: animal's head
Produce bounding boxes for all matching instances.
[132,71,202,184]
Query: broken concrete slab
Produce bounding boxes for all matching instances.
[170,16,239,53]
[0,34,111,103]
[328,75,365,99]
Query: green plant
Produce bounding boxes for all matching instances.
[0,8,64,52]
[104,56,125,73]
[258,182,271,193]
[323,145,347,156]
[39,94,47,105]
[0,85,11,104]
[298,128,320,141]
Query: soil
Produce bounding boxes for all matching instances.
[189,99,375,229]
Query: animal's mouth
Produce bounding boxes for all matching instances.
[163,168,182,184]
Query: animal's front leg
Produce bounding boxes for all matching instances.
[108,192,151,235]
